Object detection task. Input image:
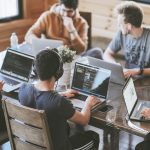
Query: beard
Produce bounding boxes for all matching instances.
[121,28,130,35]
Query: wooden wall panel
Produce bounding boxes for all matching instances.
[79,0,120,39]
[79,0,150,39]
[0,0,57,51]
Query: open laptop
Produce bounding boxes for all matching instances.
[123,77,150,122]
[0,48,34,92]
[32,38,63,56]
[71,62,111,111]
[76,56,125,86]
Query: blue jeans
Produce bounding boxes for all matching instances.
[81,47,103,60]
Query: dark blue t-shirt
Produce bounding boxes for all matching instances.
[19,83,75,150]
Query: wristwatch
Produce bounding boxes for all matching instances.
[139,67,144,75]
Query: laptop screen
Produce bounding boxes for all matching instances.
[71,63,111,99]
[1,49,34,81]
[123,77,137,115]
[76,56,125,85]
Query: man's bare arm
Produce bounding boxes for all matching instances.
[103,47,117,63]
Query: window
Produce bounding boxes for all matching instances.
[0,0,22,22]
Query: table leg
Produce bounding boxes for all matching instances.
[111,128,120,150]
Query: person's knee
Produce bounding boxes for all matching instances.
[135,140,150,150]
[81,47,103,59]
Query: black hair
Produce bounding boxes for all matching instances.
[60,0,78,9]
[35,48,61,81]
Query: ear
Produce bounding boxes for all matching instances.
[127,23,132,30]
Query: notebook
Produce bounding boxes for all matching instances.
[0,48,34,92]
[71,62,111,111]
[77,56,125,86]
[32,38,63,56]
[123,77,150,122]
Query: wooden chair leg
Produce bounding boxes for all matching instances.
[110,128,120,150]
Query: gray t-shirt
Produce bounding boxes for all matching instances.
[108,27,150,69]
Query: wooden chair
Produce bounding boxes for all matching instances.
[80,11,92,49]
[2,97,54,150]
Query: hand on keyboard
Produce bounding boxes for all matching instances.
[140,115,146,120]
[60,89,78,98]
[141,108,150,119]
[85,96,100,109]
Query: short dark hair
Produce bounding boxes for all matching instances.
[114,1,143,27]
[60,0,78,9]
[35,49,60,81]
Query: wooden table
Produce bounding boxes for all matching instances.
[90,77,150,150]
[0,49,150,147]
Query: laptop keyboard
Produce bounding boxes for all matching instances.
[0,75,19,85]
[73,93,88,101]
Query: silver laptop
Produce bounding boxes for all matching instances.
[32,38,63,56]
[0,48,34,92]
[71,62,111,111]
[77,56,125,86]
[123,77,150,122]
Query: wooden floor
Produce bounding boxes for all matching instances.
[0,129,143,150]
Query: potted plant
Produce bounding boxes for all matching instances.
[55,45,76,63]
[54,46,76,89]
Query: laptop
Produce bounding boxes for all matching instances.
[0,48,34,92]
[32,38,63,56]
[76,56,125,86]
[71,62,111,111]
[123,77,150,122]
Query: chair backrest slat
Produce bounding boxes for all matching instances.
[10,119,46,146]
[5,98,43,127]
[14,137,46,150]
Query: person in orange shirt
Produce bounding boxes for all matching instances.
[25,0,103,58]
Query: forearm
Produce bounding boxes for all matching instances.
[25,29,42,44]
[80,104,91,123]
[69,31,87,54]
[103,48,116,63]
[142,68,150,76]
[69,104,91,126]
[25,19,45,44]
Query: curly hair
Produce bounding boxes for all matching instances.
[114,1,143,27]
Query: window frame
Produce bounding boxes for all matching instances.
[131,0,150,4]
[0,0,23,23]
